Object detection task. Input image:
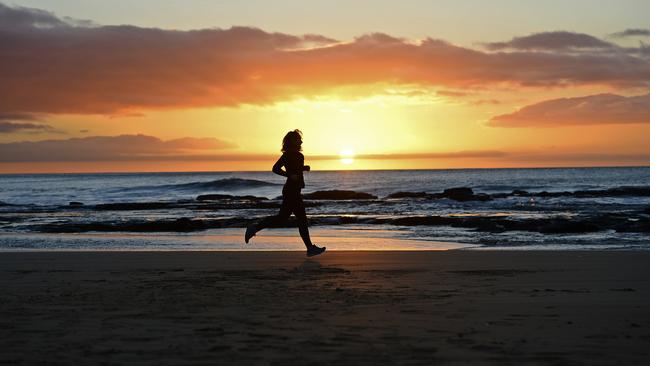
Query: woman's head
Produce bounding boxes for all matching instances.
[282,129,303,152]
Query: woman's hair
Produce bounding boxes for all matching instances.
[282,129,303,152]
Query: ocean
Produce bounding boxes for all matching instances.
[1,167,649,250]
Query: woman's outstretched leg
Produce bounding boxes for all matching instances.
[244,203,290,243]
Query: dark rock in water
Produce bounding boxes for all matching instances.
[94,202,172,210]
[168,217,202,231]
[0,216,23,223]
[196,194,268,201]
[491,189,530,198]
[387,191,432,199]
[175,177,279,190]
[302,190,377,200]
[386,187,486,202]
[574,186,650,198]
[197,194,230,201]
[489,193,508,198]
[29,209,650,235]
[313,216,361,225]
[613,213,650,232]
[538,219,600,234]
[194,201,284,210]
[389,185,650,202]
[443,187,473,196]
[69,201,84,207]
[391,216,454,226]
[508,186,650,199]
[386,188,491,201]
[73,199,277,212]
[471,219,508,233]
[34,217,257,233]
[441,187,491,202]
[616,186,650,196]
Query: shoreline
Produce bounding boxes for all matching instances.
[0,247,647,252]
[1,229,644,251]
[0,230,479,251]
[1,250,649,364]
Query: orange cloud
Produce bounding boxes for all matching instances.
[436,90,470,97]
[1,3,649,116]
[490,93,650,127]
[0,134,236,162]
[350,151,509,160]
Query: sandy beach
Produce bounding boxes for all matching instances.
[1,250,649,365]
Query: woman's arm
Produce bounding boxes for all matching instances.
[299,153,310,171]
[272,155,288,177]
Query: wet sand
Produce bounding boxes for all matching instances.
[1,250,649,365]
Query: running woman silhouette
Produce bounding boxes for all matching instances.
[245,130,326,257]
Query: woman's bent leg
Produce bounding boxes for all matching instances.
[292,198,313,248]
[245,199,290,243]
[255,202,291,231]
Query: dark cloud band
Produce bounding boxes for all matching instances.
[610,29,650,38]
[0,134,236,162]
[490,93,650,127]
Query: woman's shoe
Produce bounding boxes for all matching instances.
[307,245,326,257]
[244,224,257,244]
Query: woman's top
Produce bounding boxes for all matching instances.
[273,151,307,190]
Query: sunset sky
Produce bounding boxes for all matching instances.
[1,0,649,173]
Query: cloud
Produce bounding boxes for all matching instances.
[0,121,54,133]
[351,151,509,160]
[0,134,236,162]
[490,93,650,127]
[0,112,39,121]
[507,152,650,164]
[0,2,66,29]
[436,90,470,97]
[355,150,650,166]
[483,31,616,51]
[161,137,237,150]
[0,112,55,133]
[0,3,649,116]
[611,29,650,38]
[471,99,502,106]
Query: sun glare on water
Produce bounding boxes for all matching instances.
[339,148,355,165]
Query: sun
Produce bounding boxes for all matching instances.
[339,148,355,165]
